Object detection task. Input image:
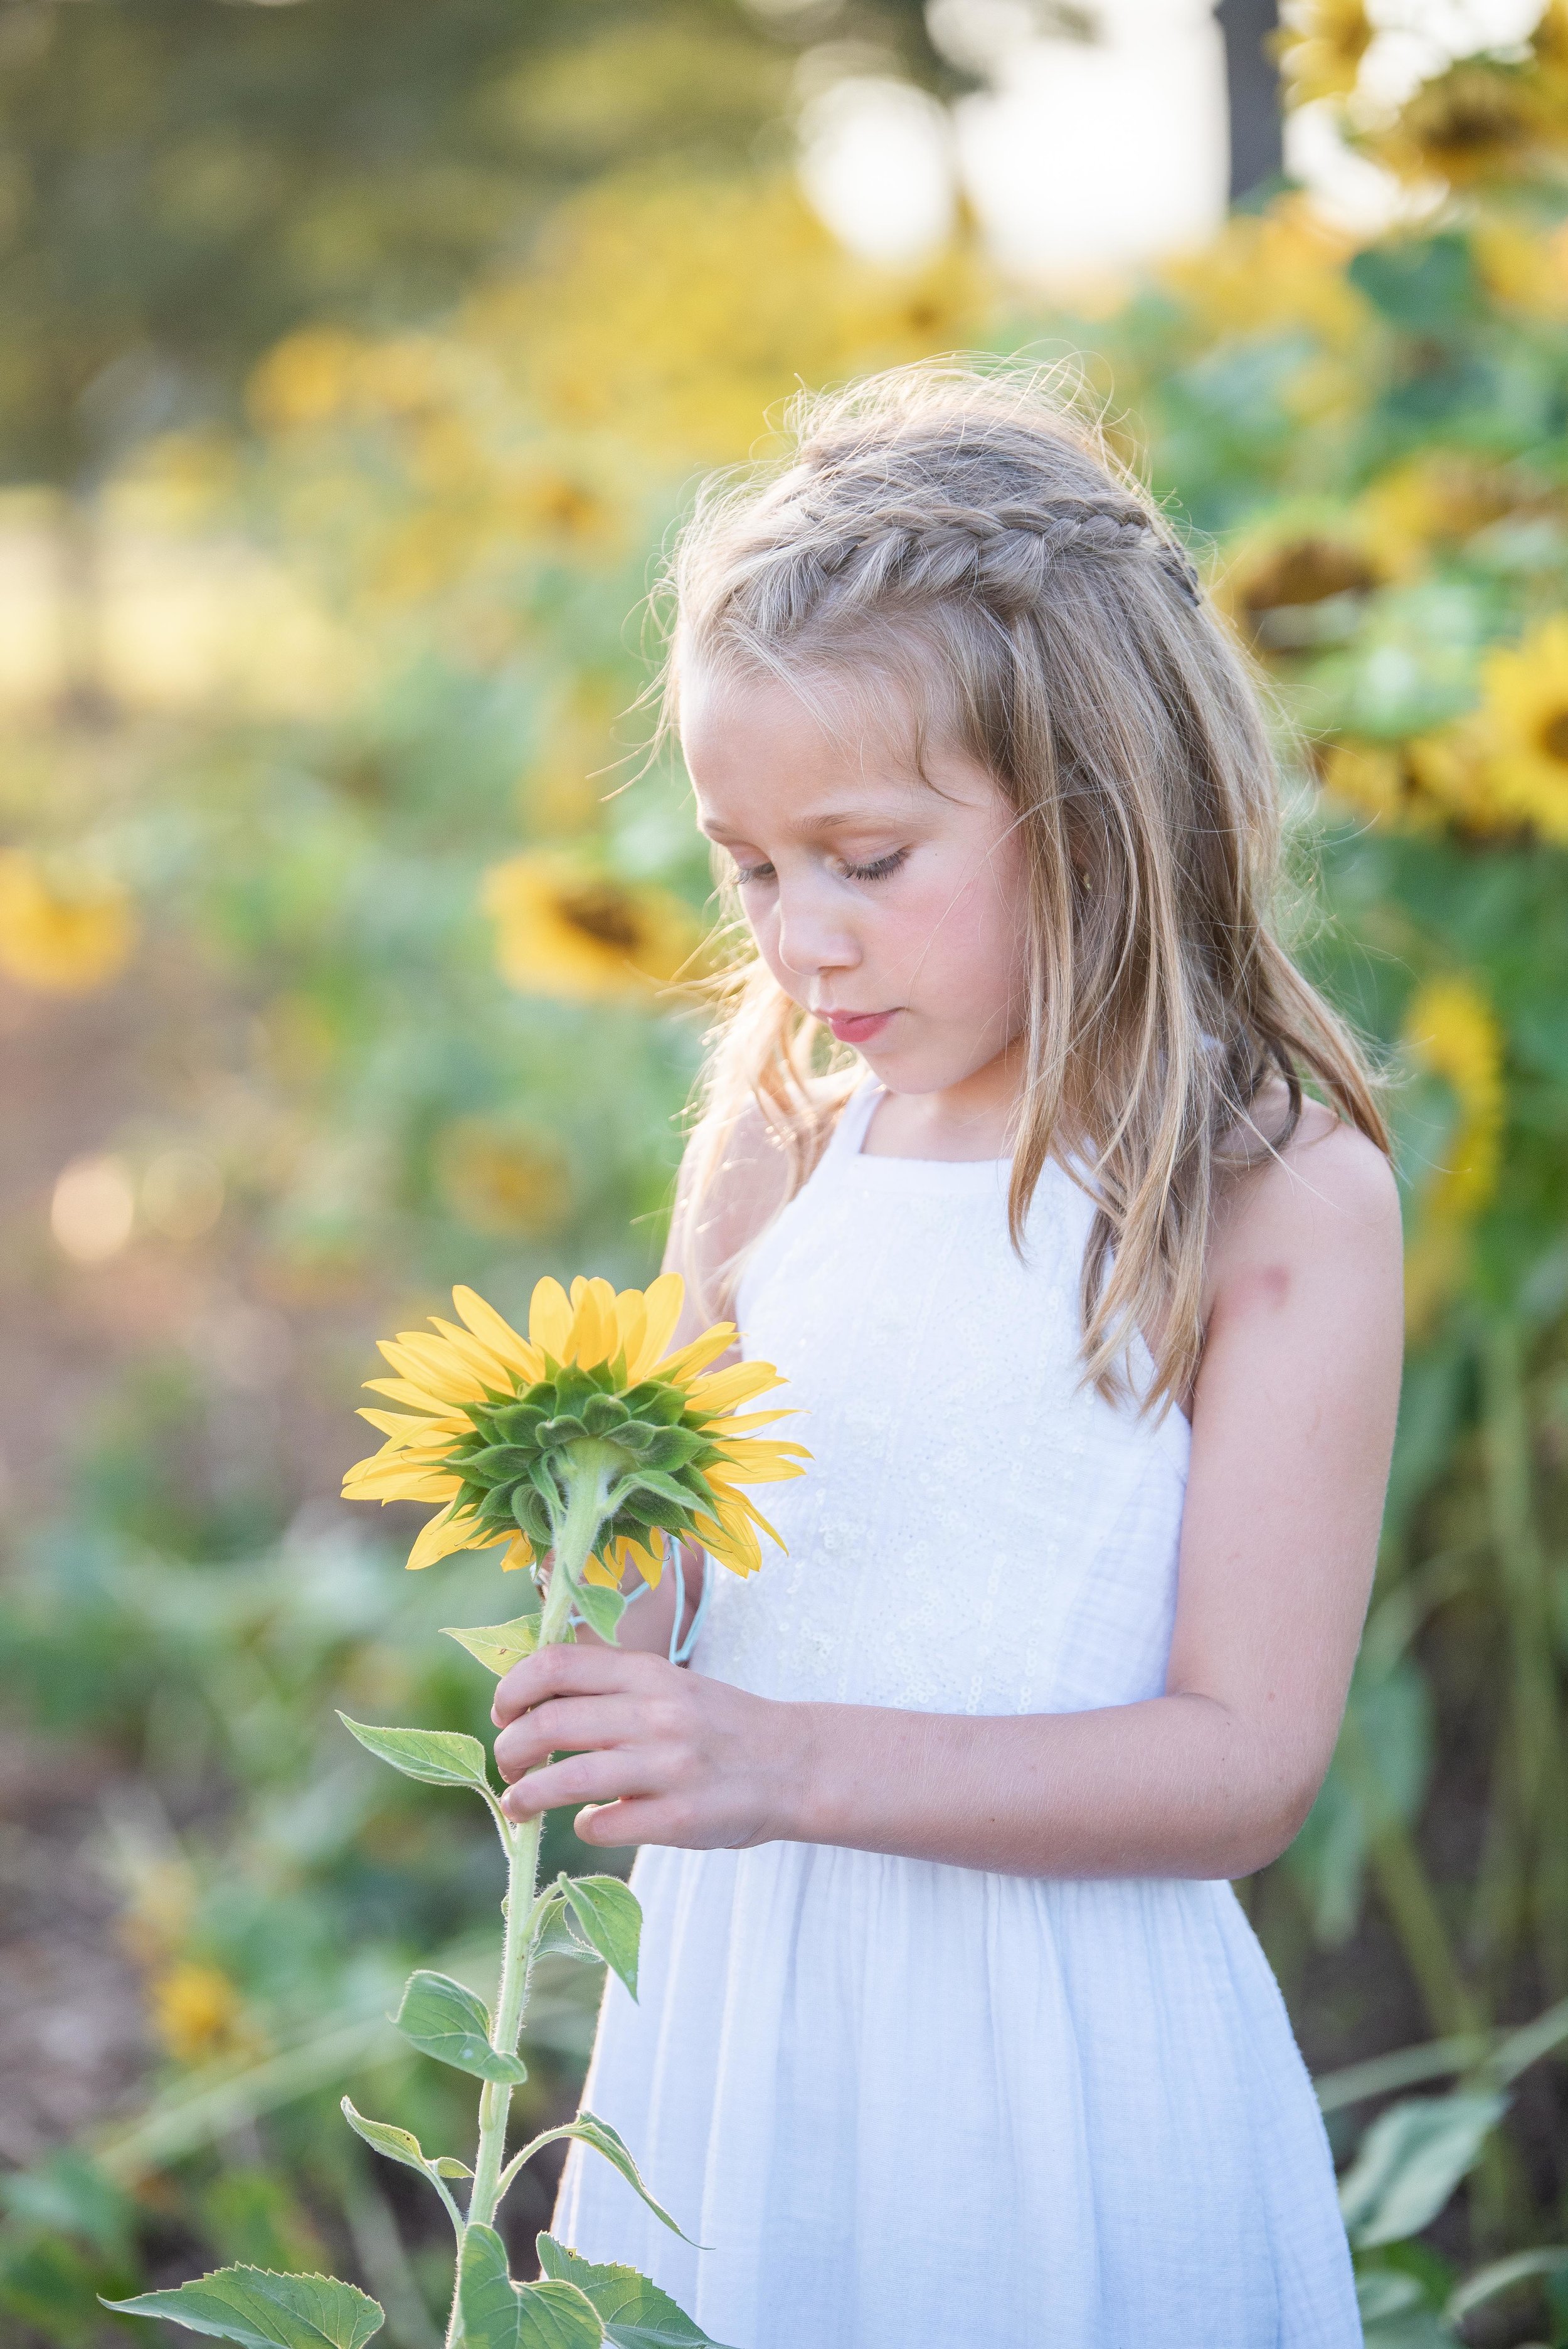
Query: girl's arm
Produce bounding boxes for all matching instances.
[492,1111,1403,1881]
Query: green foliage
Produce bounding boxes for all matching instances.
[442,1615,541,1677]
[458,2227,601,2349]
[102,2267,383,2349]
[534,2237,734,2349]
[392,1972,527,2087]
[338,1717,497,1796]
[557,1879,642,2003]
[1340,2093,1508,2250]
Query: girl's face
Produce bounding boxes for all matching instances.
[682,667,1031,1103]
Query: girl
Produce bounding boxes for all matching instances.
[490,362,1404,2347]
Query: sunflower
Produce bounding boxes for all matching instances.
[0,851,135,995]
[1276,0,1373,107]
[482,851,703,1001]
[342,1275,807,1618]
[1401,975,1505,1327]
[1478,617,1568,842]
[1366,56,1545,188]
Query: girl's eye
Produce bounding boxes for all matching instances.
[734,859,775,887]
[841,848,909,884]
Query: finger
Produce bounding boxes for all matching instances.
[501,1745,664,1820]
[573,1796,704,1850]
[492,1642,665,1725]
[493,1697,642,1781]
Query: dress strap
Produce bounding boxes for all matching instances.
[817,1074,881,1170]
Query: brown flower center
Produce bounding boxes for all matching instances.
[558,883,644,952]
[1537,708,1568,765]
[1244,538,1378,615]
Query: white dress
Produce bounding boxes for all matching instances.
[554,1082,1360,2348]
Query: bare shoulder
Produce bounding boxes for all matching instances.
[1206,1090,1402,1328]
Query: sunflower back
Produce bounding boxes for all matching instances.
[657,358,1390,1412]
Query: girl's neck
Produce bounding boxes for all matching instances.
[859,1044,1023,1163]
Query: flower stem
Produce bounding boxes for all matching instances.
[447,1451,612,2339]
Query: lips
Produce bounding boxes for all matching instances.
[823,1009,894,1045]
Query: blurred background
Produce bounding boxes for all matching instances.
[2,1,1567,2341]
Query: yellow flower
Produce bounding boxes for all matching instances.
[1162,198,1367,351]
[1477,617,1568,842]
[1276,0,1374,107]
[1216,510,1389,642]
[1355,454,1515,576]
[150,1960,247,2065]
[0,852,135,994]
[1366,56,1547,187]
[434,1118,572,1238]
[342,1273,808,1585]
[1320,728,1520,837]
[1401,976,1505,1327]
[482,851,703,1000]
[248,328,366,432]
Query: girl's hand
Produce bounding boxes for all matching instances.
[491,1645,813,1850]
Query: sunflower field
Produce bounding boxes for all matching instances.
[1,1,1567,2343]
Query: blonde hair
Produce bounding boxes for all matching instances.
[657,359,1387,1412]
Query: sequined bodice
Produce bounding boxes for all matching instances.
[692,1082,1190,1718]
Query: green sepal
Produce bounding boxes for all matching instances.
[442,1615,541,1676]
[100,2266,383,2347]
[560,1875,642,2000]
[528,1890,600,1965]
[461,1445,539,1485]
[339,2098,470,2190]
[581,1394,630,1434]
[535,2238,736,2349]
[392,1970,527,2086]
[338,1717,493,1794]
[457,2225,603,2348]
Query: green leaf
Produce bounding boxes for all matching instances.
[561,1875,642,2000]
[516,2116,692,2242]
[1339,2091,1506,2248]
[569,1576,626,1643]
[338,1716,493,1793]
[339,2099,470,2195]
[458,2225,603,2349]
[535,2238,734,2348]
[393,1971,527,2086]
[617,1469,697,1511]
[529,1890,600,1965]
[442,1616,541,1676]
[1445,2244,1568,2326]
[101,2266,383,2348]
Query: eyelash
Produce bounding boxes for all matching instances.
[734,848,909,886]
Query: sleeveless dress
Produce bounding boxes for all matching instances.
[554,1081,1360,2348]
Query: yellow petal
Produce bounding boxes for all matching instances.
[715,1486,784,1547]
[429,1318,518,1395]
[582,1550,622,1588]
[704,1408,796,1436]
[687,1361,783,1416]
[364,1376,473,1419]
[344,1463,462,1503]
[378,1337,487,1408]
[501,1534,534,1572]
[613,1291,647,1379]
[569,1281,617,1371]
[659,1325,736,1384]
[452,1286,544,1382]
[620,1531,665,1588]
[407,1504,489,1572]
[529,1276,574,1360]
[707,1443,810,1483]
[356,1407,459,1448]
[625,1272,684,1379]
[693,1510,761,1576]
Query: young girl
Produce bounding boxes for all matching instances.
[490,363,1404,2347]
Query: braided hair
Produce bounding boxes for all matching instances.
[659,361,1386,1414]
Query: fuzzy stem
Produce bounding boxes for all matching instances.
[446,1450,613,2341]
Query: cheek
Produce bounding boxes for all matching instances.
[899,855,1027,1009]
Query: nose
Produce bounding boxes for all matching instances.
[773,876,859,990]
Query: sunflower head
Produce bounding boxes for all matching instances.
[342,1274,807,1609]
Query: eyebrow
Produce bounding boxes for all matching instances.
[700,805,908,843]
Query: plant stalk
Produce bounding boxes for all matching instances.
[446,1450,614,2341]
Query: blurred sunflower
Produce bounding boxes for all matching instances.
[149,1959,250,2067]
[1321,728,1520,837]
[1401,975,1505,1327]
[1367,56,1547,186]
[1217,512,1390,643]
[343,1273,807,1583]
[1162,199,1366,349]
[1356,453,1517,575]
[0,851,136,994]
[434,1117,572,1238]
[1276,0,1373,106]
[483,849,703,999]
[1478,617,1568,841]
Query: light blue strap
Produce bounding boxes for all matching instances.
[665,1535,712,1667]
